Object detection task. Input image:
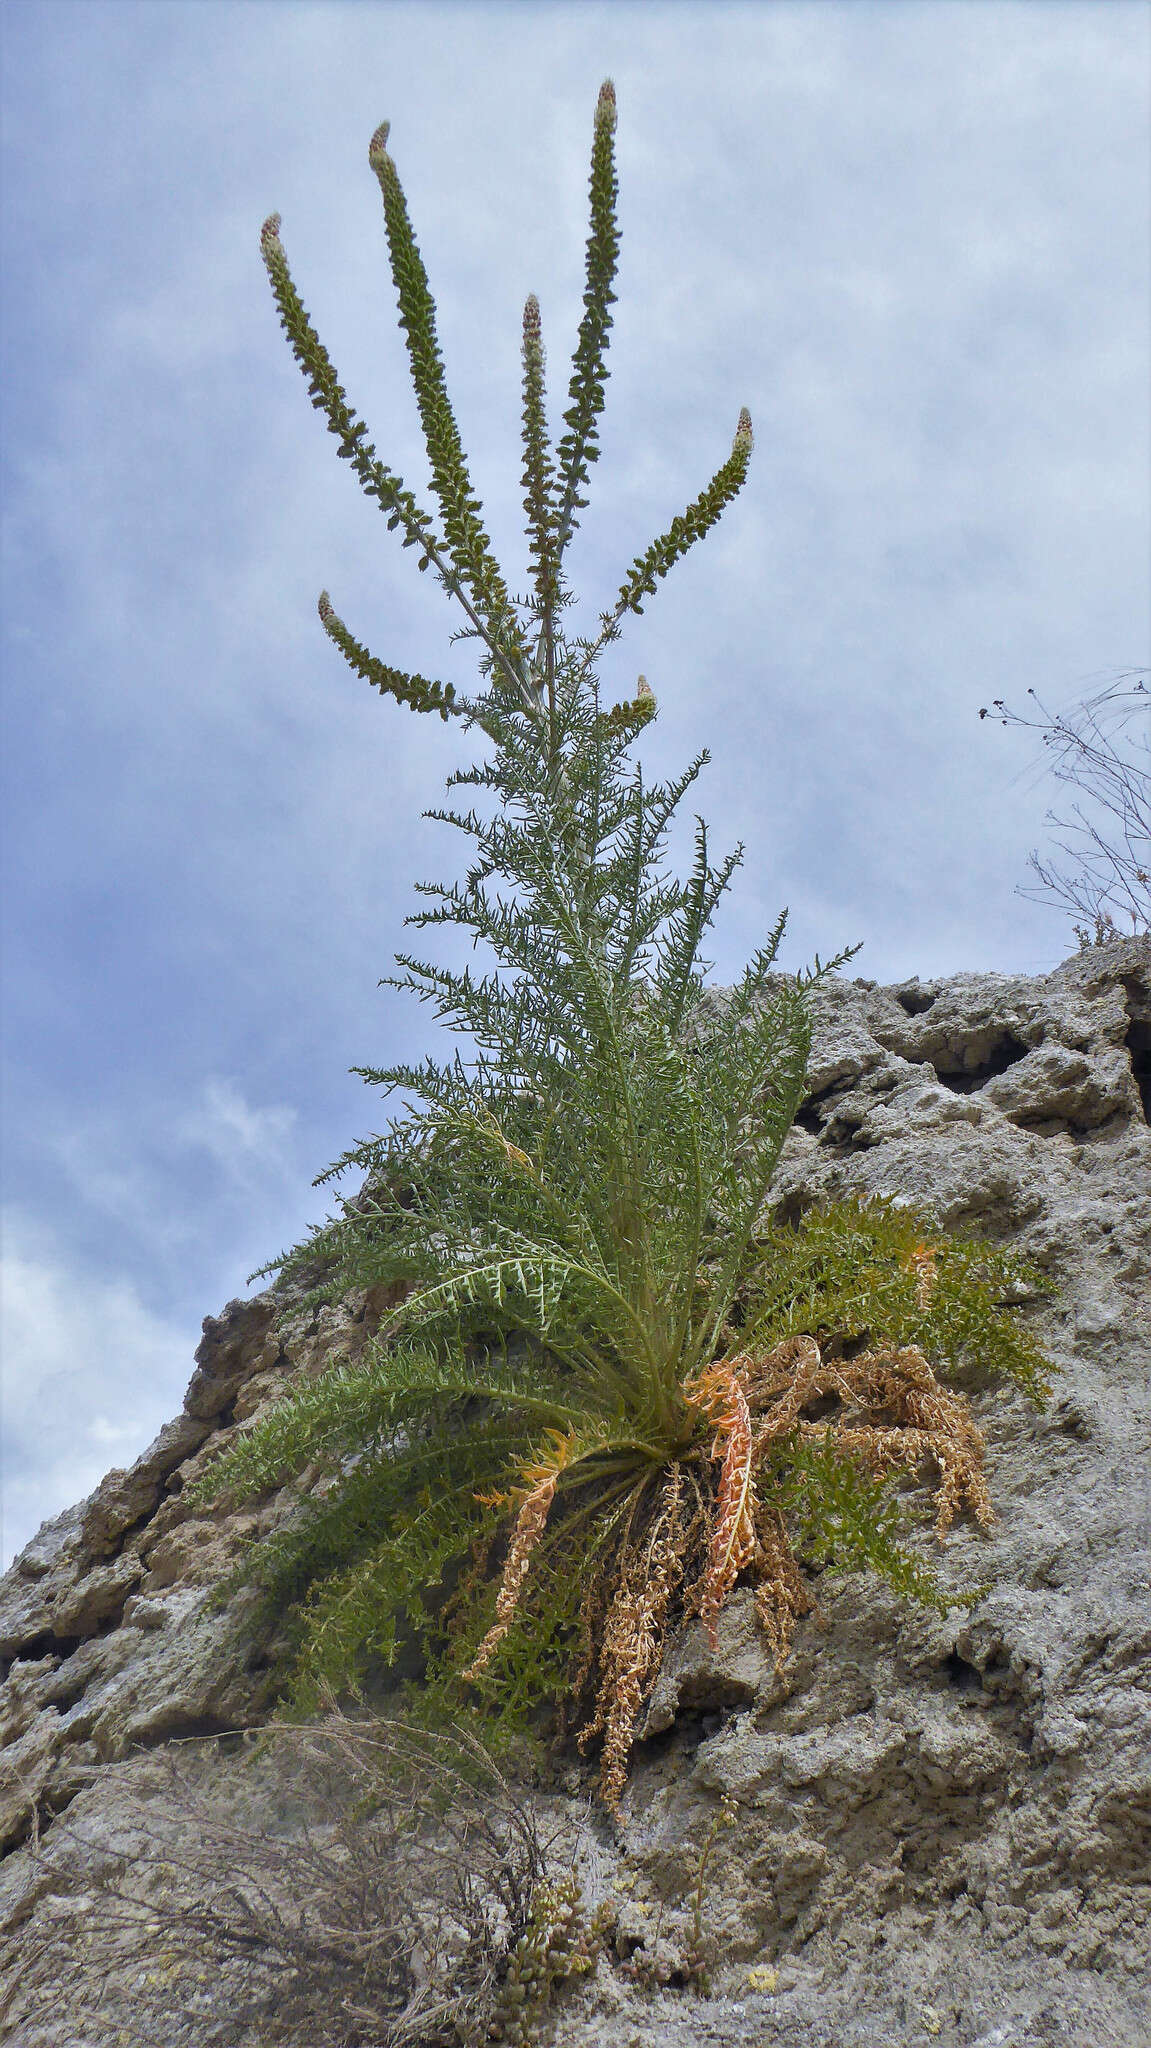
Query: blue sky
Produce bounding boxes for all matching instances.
[2,0,1148,1564]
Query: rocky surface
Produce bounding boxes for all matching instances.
[2,937,1148,2045]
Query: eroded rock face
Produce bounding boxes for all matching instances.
[2,938,1149,2047]
[0,1285,398,1863]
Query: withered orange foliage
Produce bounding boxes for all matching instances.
[904,1240,939,1308]
[560,1333,997,1807]
[743,1337,995,1535]
[465,1431,576,1678]
[683,1362,759,1644]
[577,1466,694,1810]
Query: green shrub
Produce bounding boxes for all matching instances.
[192,85,1051,1807]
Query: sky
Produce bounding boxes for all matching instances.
[1,0,1148,1566]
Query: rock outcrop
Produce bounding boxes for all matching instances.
[2,938,1148,2046]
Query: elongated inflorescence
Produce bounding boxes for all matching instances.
[259,212,442,567]
[519,293,561,709]
[367,127,524,670]
[553,80,620,569]
[260,79,750,732]
[609,409,754,624]
[318,593,456,719]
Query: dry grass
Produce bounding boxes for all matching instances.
[2,1713,552,2048]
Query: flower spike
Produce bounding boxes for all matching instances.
[318,592,457,720]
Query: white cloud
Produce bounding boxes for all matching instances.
[173,1077,298,1178]
[0,1210,198,1568]
[0,1077,318,1564]
[44,1077,302,1274]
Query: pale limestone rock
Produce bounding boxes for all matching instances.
[79,1416,215,1558]
[49,1555,143,1639]
[1,938,1148,2046]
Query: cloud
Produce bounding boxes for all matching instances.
[0,1072,323,1566]
[174,1076,297,1182]
[29,1076,311,1318]
[1,0,1146,1553]
[0,1210,197,1568]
